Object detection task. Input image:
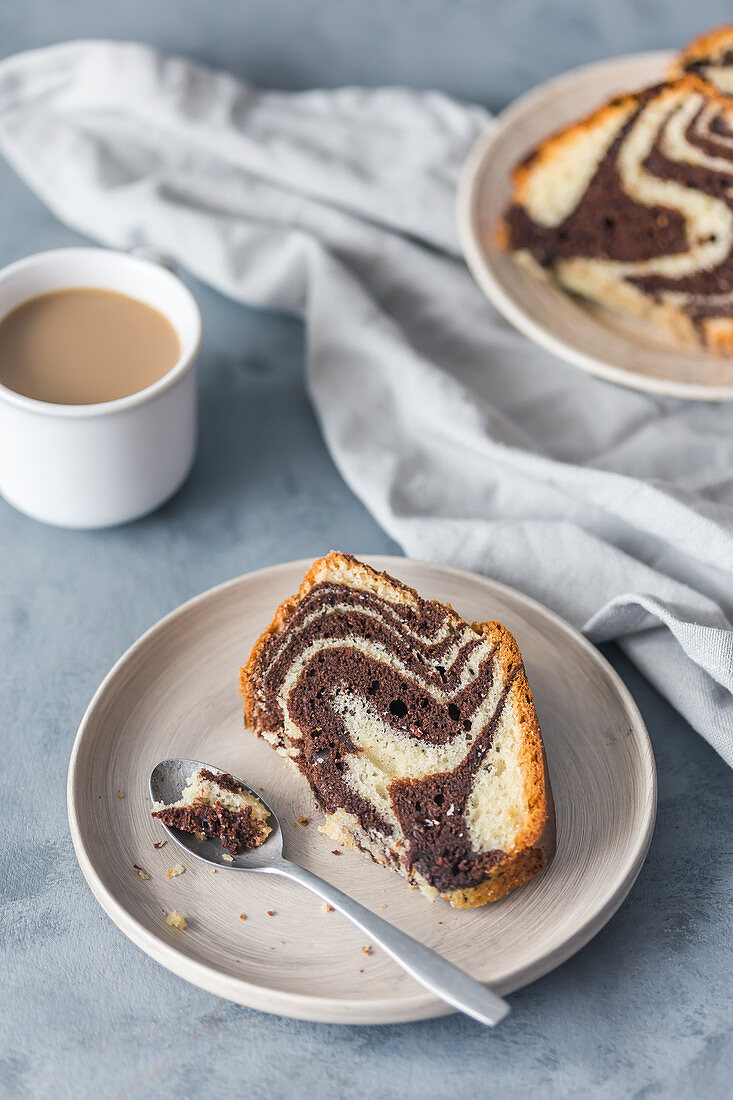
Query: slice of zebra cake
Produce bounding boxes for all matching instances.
[239,552,554,909]
[499,75,733,354]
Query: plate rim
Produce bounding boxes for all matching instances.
[456,49,733,402]
[67,555,657,1024]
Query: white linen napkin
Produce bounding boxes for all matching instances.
[1,40,732,766]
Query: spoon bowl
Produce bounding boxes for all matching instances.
[149,757,283,870]
[149,756,510,1028]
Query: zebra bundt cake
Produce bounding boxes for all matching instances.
[240,552,555,908]
[499,74,733,352]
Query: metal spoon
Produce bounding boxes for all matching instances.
[150,757,510,1027]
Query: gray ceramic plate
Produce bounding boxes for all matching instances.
[457,51,733,400]
[67,556,656,1024]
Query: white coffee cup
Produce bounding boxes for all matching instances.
[0,247,202,528]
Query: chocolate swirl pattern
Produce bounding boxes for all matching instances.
[240,553,554,908]
[500,75,733,353]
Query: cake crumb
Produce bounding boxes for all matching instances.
[362,945,373,956]
[210,869,217,875]
[239,913,246,921]
[280,940,286,945]
[133,864,149,881]
[331,850,341,856]
[359,969,364,974]
[222,852,234,863]
[165,910,186,930]
[267,910,275,917]
[117,790,124,800]
[322,903,334,913]
[166,864,185,879]
[380,904,387,909]
[153,840,166,849]
[297,815,309,826]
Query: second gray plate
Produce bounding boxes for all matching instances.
[458,51,733,400]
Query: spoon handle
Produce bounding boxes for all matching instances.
[265,857,510,1027]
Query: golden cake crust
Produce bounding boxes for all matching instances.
[671,23,733,74]
[445,619,555,907]
[510,75,714,199]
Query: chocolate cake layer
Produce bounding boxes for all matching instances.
[153,802,264,855]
